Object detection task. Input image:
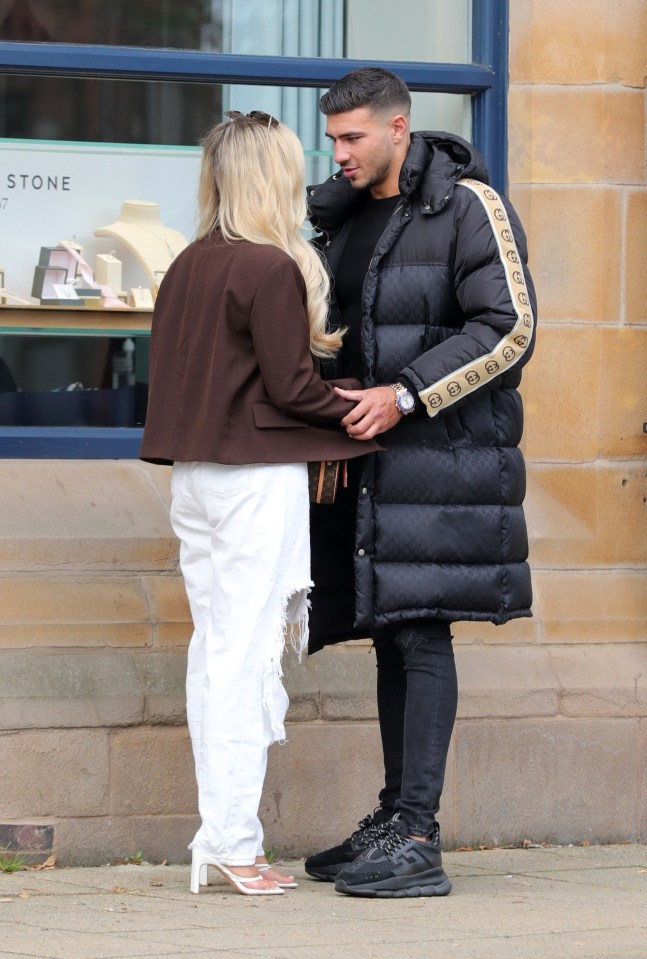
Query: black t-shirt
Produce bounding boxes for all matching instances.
[333,193,401,379]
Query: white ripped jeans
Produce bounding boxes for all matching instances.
[170,460,312,866]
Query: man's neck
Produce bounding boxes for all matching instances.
[370,185,401,200]
[370,137,410,199]
[370,166,401,200]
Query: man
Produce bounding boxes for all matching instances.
[305,67,537,899]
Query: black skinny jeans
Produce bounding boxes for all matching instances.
[373,621,458,838]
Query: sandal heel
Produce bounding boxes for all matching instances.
[190,848,284,896]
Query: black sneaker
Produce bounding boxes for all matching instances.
[334,813,452,898]
[304,808,392,881]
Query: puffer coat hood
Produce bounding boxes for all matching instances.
[307,132,537,649]
[309,131,488,232]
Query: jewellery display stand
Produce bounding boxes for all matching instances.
[94,200,189,291]
[95,253,123,292]
[0,200,185,454]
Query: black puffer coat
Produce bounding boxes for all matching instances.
[307,132,537,649]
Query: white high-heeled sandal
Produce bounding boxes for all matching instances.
[257,862,298,888]
[190,848,284,896]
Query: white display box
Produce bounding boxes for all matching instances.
[95,253,122,291]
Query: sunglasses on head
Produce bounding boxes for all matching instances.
[224,110,279,129]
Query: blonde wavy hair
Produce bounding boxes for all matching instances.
[196,114,342,358]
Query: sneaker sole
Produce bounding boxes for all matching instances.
[335,873,452,899]
[305,853,362,881]
[304,866,340,882]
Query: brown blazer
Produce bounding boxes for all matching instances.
[140,235,378,465]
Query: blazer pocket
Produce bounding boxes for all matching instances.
[252,402,308,429]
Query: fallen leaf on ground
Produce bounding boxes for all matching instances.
[33,856,56,870]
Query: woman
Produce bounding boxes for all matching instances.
[140,111,378,896]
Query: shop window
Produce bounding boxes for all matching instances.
[0,0,504,457]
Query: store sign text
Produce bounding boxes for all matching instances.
[5,174,71,191]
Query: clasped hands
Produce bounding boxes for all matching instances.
[334,385,402,441]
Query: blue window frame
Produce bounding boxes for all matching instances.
[0,0,509,459]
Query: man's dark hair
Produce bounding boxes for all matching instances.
[319,67,411,117]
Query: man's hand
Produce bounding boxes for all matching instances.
[334,385,402,440]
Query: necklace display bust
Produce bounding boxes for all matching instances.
[94,200,189,289]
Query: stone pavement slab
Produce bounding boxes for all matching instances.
[0,845,645,959]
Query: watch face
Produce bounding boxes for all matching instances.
[397,390,415,413]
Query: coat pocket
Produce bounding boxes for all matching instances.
[252,402,308,429]
[443,409,469,447]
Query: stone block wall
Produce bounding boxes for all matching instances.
[0,1,646,864]
[508,2,646,648]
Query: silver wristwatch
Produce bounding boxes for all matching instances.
[390,382,416,415]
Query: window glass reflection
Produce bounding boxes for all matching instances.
[0,0,471,63]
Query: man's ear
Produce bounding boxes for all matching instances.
[390,113,409,144]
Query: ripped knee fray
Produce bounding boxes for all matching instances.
[262,585,311,743]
